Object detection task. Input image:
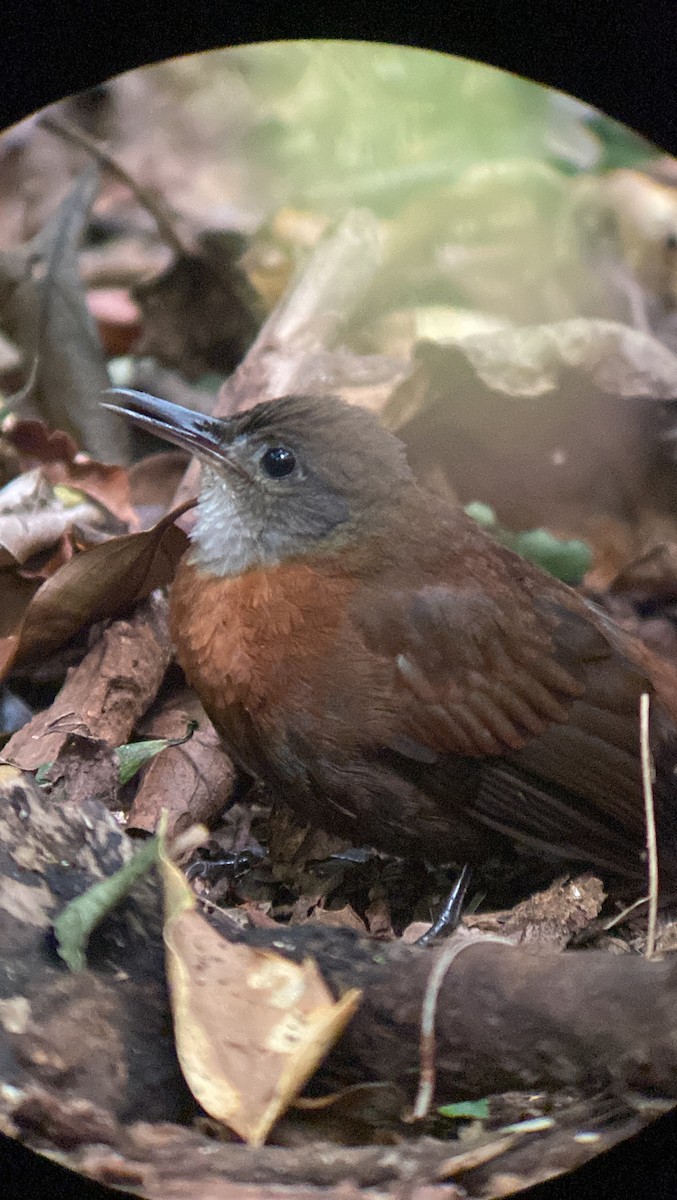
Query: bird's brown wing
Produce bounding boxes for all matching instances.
[355,584,639,753]
[354,583,657,851]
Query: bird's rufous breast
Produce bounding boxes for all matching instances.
[169,555,358,724]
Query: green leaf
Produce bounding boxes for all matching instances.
[53,834,159,971]
[115,719,198,786]
[438,1098,490,1120]
[230,44,555,213]
[513,528,593,585]
[464,502,496,529]
[465,502,592,585]
[35,761,54,786]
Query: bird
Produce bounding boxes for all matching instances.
[104,388,677,897]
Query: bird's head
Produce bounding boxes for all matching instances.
[103,390,416,576]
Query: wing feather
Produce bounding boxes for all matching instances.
[356,585,595,758]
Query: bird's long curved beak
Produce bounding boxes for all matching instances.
[102,388,231,469]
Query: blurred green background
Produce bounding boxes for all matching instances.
[223,41,656,215]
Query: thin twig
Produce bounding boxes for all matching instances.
[411,932,513,1120]
[639,692,659,958]
[38,114,189,259]
[602,895,648,931]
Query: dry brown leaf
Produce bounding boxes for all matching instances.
[79,236,172,291]
[0,170,131,463]
[418,319,677,400]
[238,901,280,929]
[497,875,606,952]
[219,208,385,416]
[4,419,79,465]
[5,418,138,528]
[127,691,235,837]
[49,463,137,530]
[0,572,43,675]
[401,921,434,944]
[0,469,113,567]
[2,502,190,677]
[159,838,361,1146]
[279,346,410,418]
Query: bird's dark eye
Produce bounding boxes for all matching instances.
[261,446,297,478]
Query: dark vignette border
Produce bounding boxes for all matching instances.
[2,3,677,1198]
[2,3,676,154]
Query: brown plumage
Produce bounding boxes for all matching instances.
[106,388,677,894]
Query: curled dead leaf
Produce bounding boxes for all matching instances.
[0,468,125,570]
[2,501,191,677]
[4,419,80,464]
[4,417,138,527]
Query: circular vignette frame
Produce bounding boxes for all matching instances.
[2,5,677,1200]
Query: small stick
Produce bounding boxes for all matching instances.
[602,895,648,931]
[411,932,513,1120]
[38,113,189,260]
[639,692,658,958]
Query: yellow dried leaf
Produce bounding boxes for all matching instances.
[159,837,361,1146]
